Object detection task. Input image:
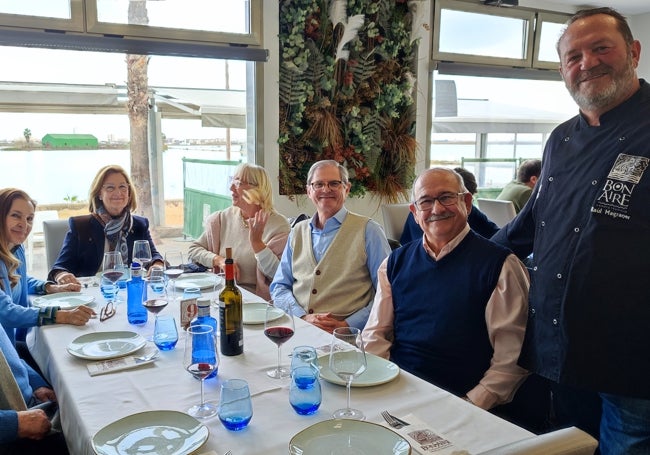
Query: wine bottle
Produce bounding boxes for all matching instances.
[127,262,147,325]
[219,247,243,356]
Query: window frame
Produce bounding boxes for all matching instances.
[0,0,84,32]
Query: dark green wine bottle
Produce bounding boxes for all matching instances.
[219,247,243,356]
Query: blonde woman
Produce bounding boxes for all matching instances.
[188,163,290,300]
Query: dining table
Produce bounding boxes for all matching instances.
[27,275,534,455]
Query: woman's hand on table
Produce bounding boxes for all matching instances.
[55,305,96,325]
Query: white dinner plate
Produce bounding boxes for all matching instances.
[67,331,146,360]
[173,273,220,290]
[32,292,95,309]
[92,410,209,455]
[319,352,400,387]
[290,419,411,455]
[243,303,284,325]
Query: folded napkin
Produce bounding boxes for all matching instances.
[382,414,469,455]
[87,353,157,376]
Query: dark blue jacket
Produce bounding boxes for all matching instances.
[48,214,162,281]
[492,80,650,398]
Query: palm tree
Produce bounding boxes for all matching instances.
[23,128,31,144]
[127,0,154,224]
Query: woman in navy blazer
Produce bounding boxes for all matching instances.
[47,165,163,283]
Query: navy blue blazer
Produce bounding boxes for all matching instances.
[47,214,163,281]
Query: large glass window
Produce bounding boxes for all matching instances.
[0,46,249,205]
[0,0,72,19]
[430,70,576,191]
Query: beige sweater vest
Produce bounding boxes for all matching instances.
[292,213,373,319]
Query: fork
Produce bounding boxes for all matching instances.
[381,410,410,429]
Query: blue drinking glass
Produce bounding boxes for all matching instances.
[100,278,118,302]
[183,287,202,300]
[218,379,253,431]
[291,345,319,374]
[153,315,178,351]
[289,366,322,415]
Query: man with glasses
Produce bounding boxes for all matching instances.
[363,168,540,427]
[271,160,391,333]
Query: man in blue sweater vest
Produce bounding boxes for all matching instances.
[364,168,532,415]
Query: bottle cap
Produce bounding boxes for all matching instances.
[197,297,210,308]
[131,261,142,270]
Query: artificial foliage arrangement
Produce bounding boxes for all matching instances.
[278,0,419,201]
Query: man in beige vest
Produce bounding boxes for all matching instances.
[271,160,391,333]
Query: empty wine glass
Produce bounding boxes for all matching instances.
[184,324,219,418]
[132,240,152,268]
[101,251,125,305]
[329,327,367,420]
[264,302,294,379]
[164,251,184,300]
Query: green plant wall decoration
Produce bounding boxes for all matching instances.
[279,0,419,202]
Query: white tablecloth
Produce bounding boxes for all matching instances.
[28,283,533,455]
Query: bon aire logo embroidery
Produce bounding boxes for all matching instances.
[592,153,649,220]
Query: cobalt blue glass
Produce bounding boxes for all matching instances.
[289,366,322,415]
[218,379,252,431]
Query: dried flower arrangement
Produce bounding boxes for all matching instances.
[278,0,419,202]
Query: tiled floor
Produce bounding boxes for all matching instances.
[27,233,195,280]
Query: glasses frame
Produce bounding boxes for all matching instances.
[414,192,467,211]
[308,180,345,191]
[102,184,130,193]
[229,177,257,188]
[100,301,116,322]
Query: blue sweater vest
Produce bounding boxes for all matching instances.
[387,231,510,396]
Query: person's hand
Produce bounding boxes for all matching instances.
[55,305,96,325]
[147,261,165,276]
[17,409,51,440]
[54,272,80,286]
[33,387,57,403]
[212,256,241,281]
[248,210,269,253]
[302,312,348,333]
[46,282,82,293]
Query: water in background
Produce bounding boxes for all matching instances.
[0,146,241,204]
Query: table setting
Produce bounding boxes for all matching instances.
[27,269,534,455]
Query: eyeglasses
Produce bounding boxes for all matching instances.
[99,301,116,322]
[414,192,466,211]
[309,180,344,191]
[229,177,257,188]
[102,184,129,193]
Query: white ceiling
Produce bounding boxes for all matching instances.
[558,0,650,16]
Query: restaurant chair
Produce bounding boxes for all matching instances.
[477,426,598,455]
[25,210,59,272]
[43,219,70,271]
[476,198,516,228]
[381,203,410,245]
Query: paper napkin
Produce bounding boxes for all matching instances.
[384,413,469,455]
[86,355,156,376]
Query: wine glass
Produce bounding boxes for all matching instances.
[164,251,184,300]
[132,240,152,268]
[264,302,294,379]
[184,324,219,418]
[101,251,125,305]
[329,327,367,420]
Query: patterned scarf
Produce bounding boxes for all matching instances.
[94,205,132,264]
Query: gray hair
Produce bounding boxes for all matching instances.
[306,160,350,185]
[411,167,467,201]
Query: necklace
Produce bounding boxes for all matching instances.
[240,212,249,229]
